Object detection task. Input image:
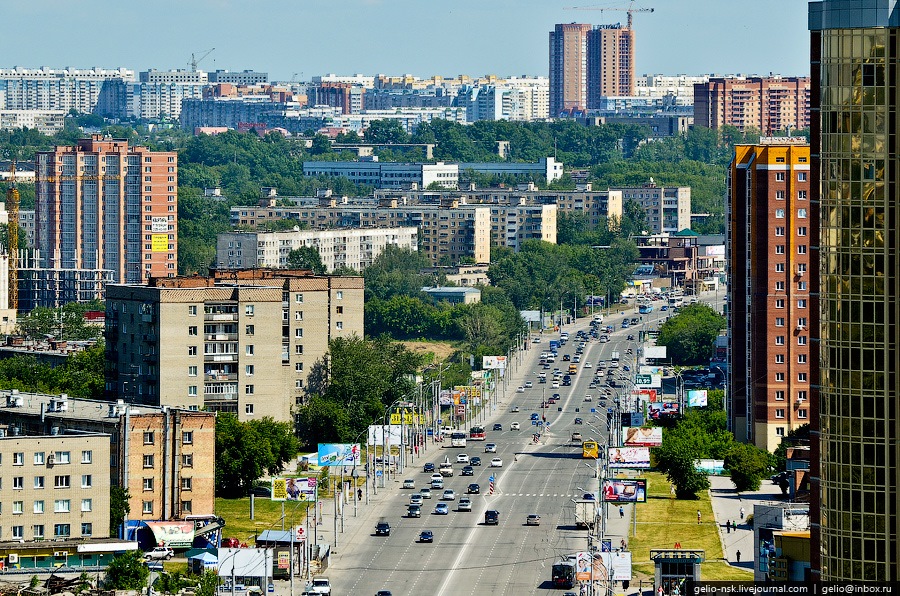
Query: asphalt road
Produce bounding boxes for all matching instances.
[325,306,657,596]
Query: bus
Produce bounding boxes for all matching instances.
[551,561,576,588]
[450,432,467,448]
[668,296,683,308]
[469,426,486,441]
[639,303,654,314]
[582,440,600,459]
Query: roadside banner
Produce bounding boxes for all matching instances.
[482,356,507,370]
[602,479,647,503]
[608,446,651,469]
[317,443,360,466]
[622,426,663,447]
[271,477,317,502]
[687,389,708,407]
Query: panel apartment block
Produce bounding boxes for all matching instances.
[0,431,111,541]
[35,136,177,284]
[105,270,364,423]
[694,76,811,135]
[727,140,812,451]
[613,183,691,234]
[0,392,215,522]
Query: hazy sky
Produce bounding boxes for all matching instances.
[2,0,811,81]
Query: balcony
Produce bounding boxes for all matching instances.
[205,372,238,382]
[205,313,238,322]
[204,353,237,363]
[204,333,237,341]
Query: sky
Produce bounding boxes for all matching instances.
[1,0,811,81]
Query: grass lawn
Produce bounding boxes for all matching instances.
[628,471,753,582]
[215,497,312,542]
[400,340,458,362]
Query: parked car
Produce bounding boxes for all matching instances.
[145,547,174,561]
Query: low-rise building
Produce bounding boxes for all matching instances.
[753,503,811,581]
[421,286,482,305]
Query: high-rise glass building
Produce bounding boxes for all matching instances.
[809,0,898,581]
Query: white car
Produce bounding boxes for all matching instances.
[410,494,424,505]
[431,478,444,489]
[516,386,526,393]
[532,337,541,343]
[490,457,503,468]
[584,361,592,368]
[431,473,444,483]
[442,489,456,501]
[584,394,593,402]
[456,453,470,464]
[485,443,497,453]
[420,488,432,499]
[524,380,533,388]
[403,479,416,489]
[458,497,473,512]
[510,422,520,430]
[552,381,560,389]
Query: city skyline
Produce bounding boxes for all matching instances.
[3,0,810,81]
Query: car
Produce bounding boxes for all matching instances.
[574,417,583,424]
[423,462,435,473]
[431,473,444,483]
[552,381,560,388]
[510,405,520,413]
[582,493,596,500]
[571,432,583,442]
[771,471,790,484]
[248,486,272,497]
[418,530,434,543]
[468,483,481,494]
[622,321,630,328]
[524,380,533,388]
[408,504,421,517]
[584,394,593,401]
[375,520,391,536]
[485,443,497,453]
[526,514,541,526]
[376,591,393,596]
[461,465,474,476]
[442,489,456,501]
[631,318,640,325]
[431,478,444,489]
[516,386,526,393]
[410,494,424,505]
[661,305,669,311]
[145,547,174,561]
[420,488,432,499]
[458,497,473,511]
[470,456,482,466]
[484,510,500,525]
[532,336,541,343]
[530,413,539,421]
[584,361,592,368]
[492,423,503,431]
[490,457,503,467]
[510,422,520,430]
[563,354,571,361]
[403,479,416,489]
[623,365,631,371]
[627,334,635,341]
[456,453,470,464]
[434,503,449,515]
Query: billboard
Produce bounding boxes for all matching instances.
[634,374,662,388]
[151,234,169,252]
[144,521,195,548]
[151,217,169,233]
[482,356,507,370]
[649,401,680,419]
[602,479,647,503]
[368,425,402,446]
[271,477,317,502]
[574,551,607,582]
[608,446,651,469]
[643,346,667,359]
[439,390,453,406]
[389,411,423,425]
[317,443,361,467]
[688,389,709,407]
[623,426,663,447]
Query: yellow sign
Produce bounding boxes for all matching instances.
[389,412,422,425]
[151,234,168,252]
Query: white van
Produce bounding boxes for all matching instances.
[592,314,603,324]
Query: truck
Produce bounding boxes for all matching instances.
[549,340,560,353]
[305,577,331,595]
[574,499,600,529]
[593,314,604,324]
[610,351,620,362]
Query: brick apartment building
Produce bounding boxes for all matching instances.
[694,76,811,136]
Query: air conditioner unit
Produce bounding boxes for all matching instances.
[7,554,18,564]
[47,454,55,466]
[797,324,805,331]
[53,551,68,557]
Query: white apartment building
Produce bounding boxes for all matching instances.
[613,182,691,234]
[0,67,135,113]
[216,227,418,271]
[0,110,66,134]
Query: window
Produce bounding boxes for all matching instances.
[34,452,45,465]
[143,455,154,468]
[775,390,785,401]
[81,450,92,464]
[798,354,808,364]
[142,501,153,514]
[34,476,45,489]
[81,475,92,488]
[13,452,24,465]
[182,501,193,514]
[33,501,44,514]
[775,299,785,309]
[336,306,343,314]
[246,345,254,356]
[245,404,255,415]
[143,432,154,445]
[188,326,198,336]
[775,281,785,291]
[798,372,807,382]
[188,366,197,377]
[798,317,808,327]
[295,345,304,355]
[775,208,785,218]
[181,477,192,491]
[775,227,785,237]
[775,263,785,272]
[798,190,808,200]
[12,526,23,539]
[245,385,254,395]
[776,172,785,181]
[13,477,23,489]
[188,386,197,396]
[81,499,92,512]
[798,281,808,290]
[143,478,154,491]
[336,321,343,330]
[182,454,193,467]
[798,391,807,401]
[295,311,303,321]
[775,409,785,419]
[245,305,255,316]
[245,324,254,335]
[81,523,93,536]
[188,305,197,316]
[54,475,70,488]
[295,328,303,338]
[775,317,785,327]
[775,190,785,200]
[54,499,70,513]
[775,372,785,382]
[33,525,44,539]
[775,354,785,364]
[798,245,807,254]
[295,293,303,304]
[245,365,255,376]
[798,299,807,308]
[182,431,193,445]
[188,346,197,356]
[798,336,808,346]
[13,501,23,515]
[775,245,785,254]
[798,172,807,182]
[336,291,343,300]
[295,379,304,389]
[797,208,807,219]
[295,363,304,372]
[798,226,807,236]
[775,336,785,346]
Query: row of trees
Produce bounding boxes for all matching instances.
[0,345,105,399]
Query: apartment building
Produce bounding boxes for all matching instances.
[486,203,557,250]
[586,24,636,100]
[216,227,418,271]
[0,430,111,542]
[34,136,177,284]
[694,76,811,135]
[549,23,593,115]
[0,391,215,522]
[727,140,812,450]
[613,182,691,234]
[105,270,364,423]
[0,67,135,113]
[209,70,269,85]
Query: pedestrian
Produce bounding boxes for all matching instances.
[357,488,362,501]
[740,506,745,520]
[697,510,701,525]
[619,506,625,519]
[731,520,736,532]
[621,539,627,551]
[736,550,742,563]
[726,521,730,534]
[670,485,676,496]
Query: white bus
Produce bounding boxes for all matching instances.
[450,432,467,448]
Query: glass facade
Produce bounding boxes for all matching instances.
[817,25,897,580]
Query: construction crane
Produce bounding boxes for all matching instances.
[190,48,215,72]
[6,162,19,311]
[565,3,654,29]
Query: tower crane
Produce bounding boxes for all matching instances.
[6,162,19,311]
[190,48,215,72]
[564,3,654,29]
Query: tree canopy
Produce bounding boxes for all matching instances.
[656,304,726,365]
[215,414,301,498]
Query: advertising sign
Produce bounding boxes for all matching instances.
[643,346,667,359]
[145,521,195,548]
[367,425,402,446]
[688,389,709,407]
[649,401,680,419]
[602,479,648,503]
[455,404,466,417]
[574,551,607,582]
[151,217,169,233]
[635,374,652,386]
[482,356,508,370]
[271,477,317,502]
[317,443,361,467]
[695,459,726,475]
[151,234,168,252]
[623,426,663,447]
[608,446,651,469]
[439,390,452,406]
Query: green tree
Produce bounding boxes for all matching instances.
[772,423,810,472]
[109,486,130,537]
[653,427,711,499]
[104,550,150,590]
[364,119,410,144]
[725,442,773,492]
[196,570,220,596]
[287,246,326,274]
[215,414,299,497]
[656,304,726,365]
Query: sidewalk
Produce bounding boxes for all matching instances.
[708,474,783,568]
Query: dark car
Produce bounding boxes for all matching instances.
[493,423,503,431]
[418,530,434,543]
[248,486,271,497]
[563,354,571,361]
[375,520,391,536]
[582,493,596,500]
[461,466,474,476]
[531,413,539,420]
[471,456,482,466]
[574,417,583,424]
[484,510,500,525]
[424,462,435,473]
[468,483,481,494]
[376,592,393,596]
